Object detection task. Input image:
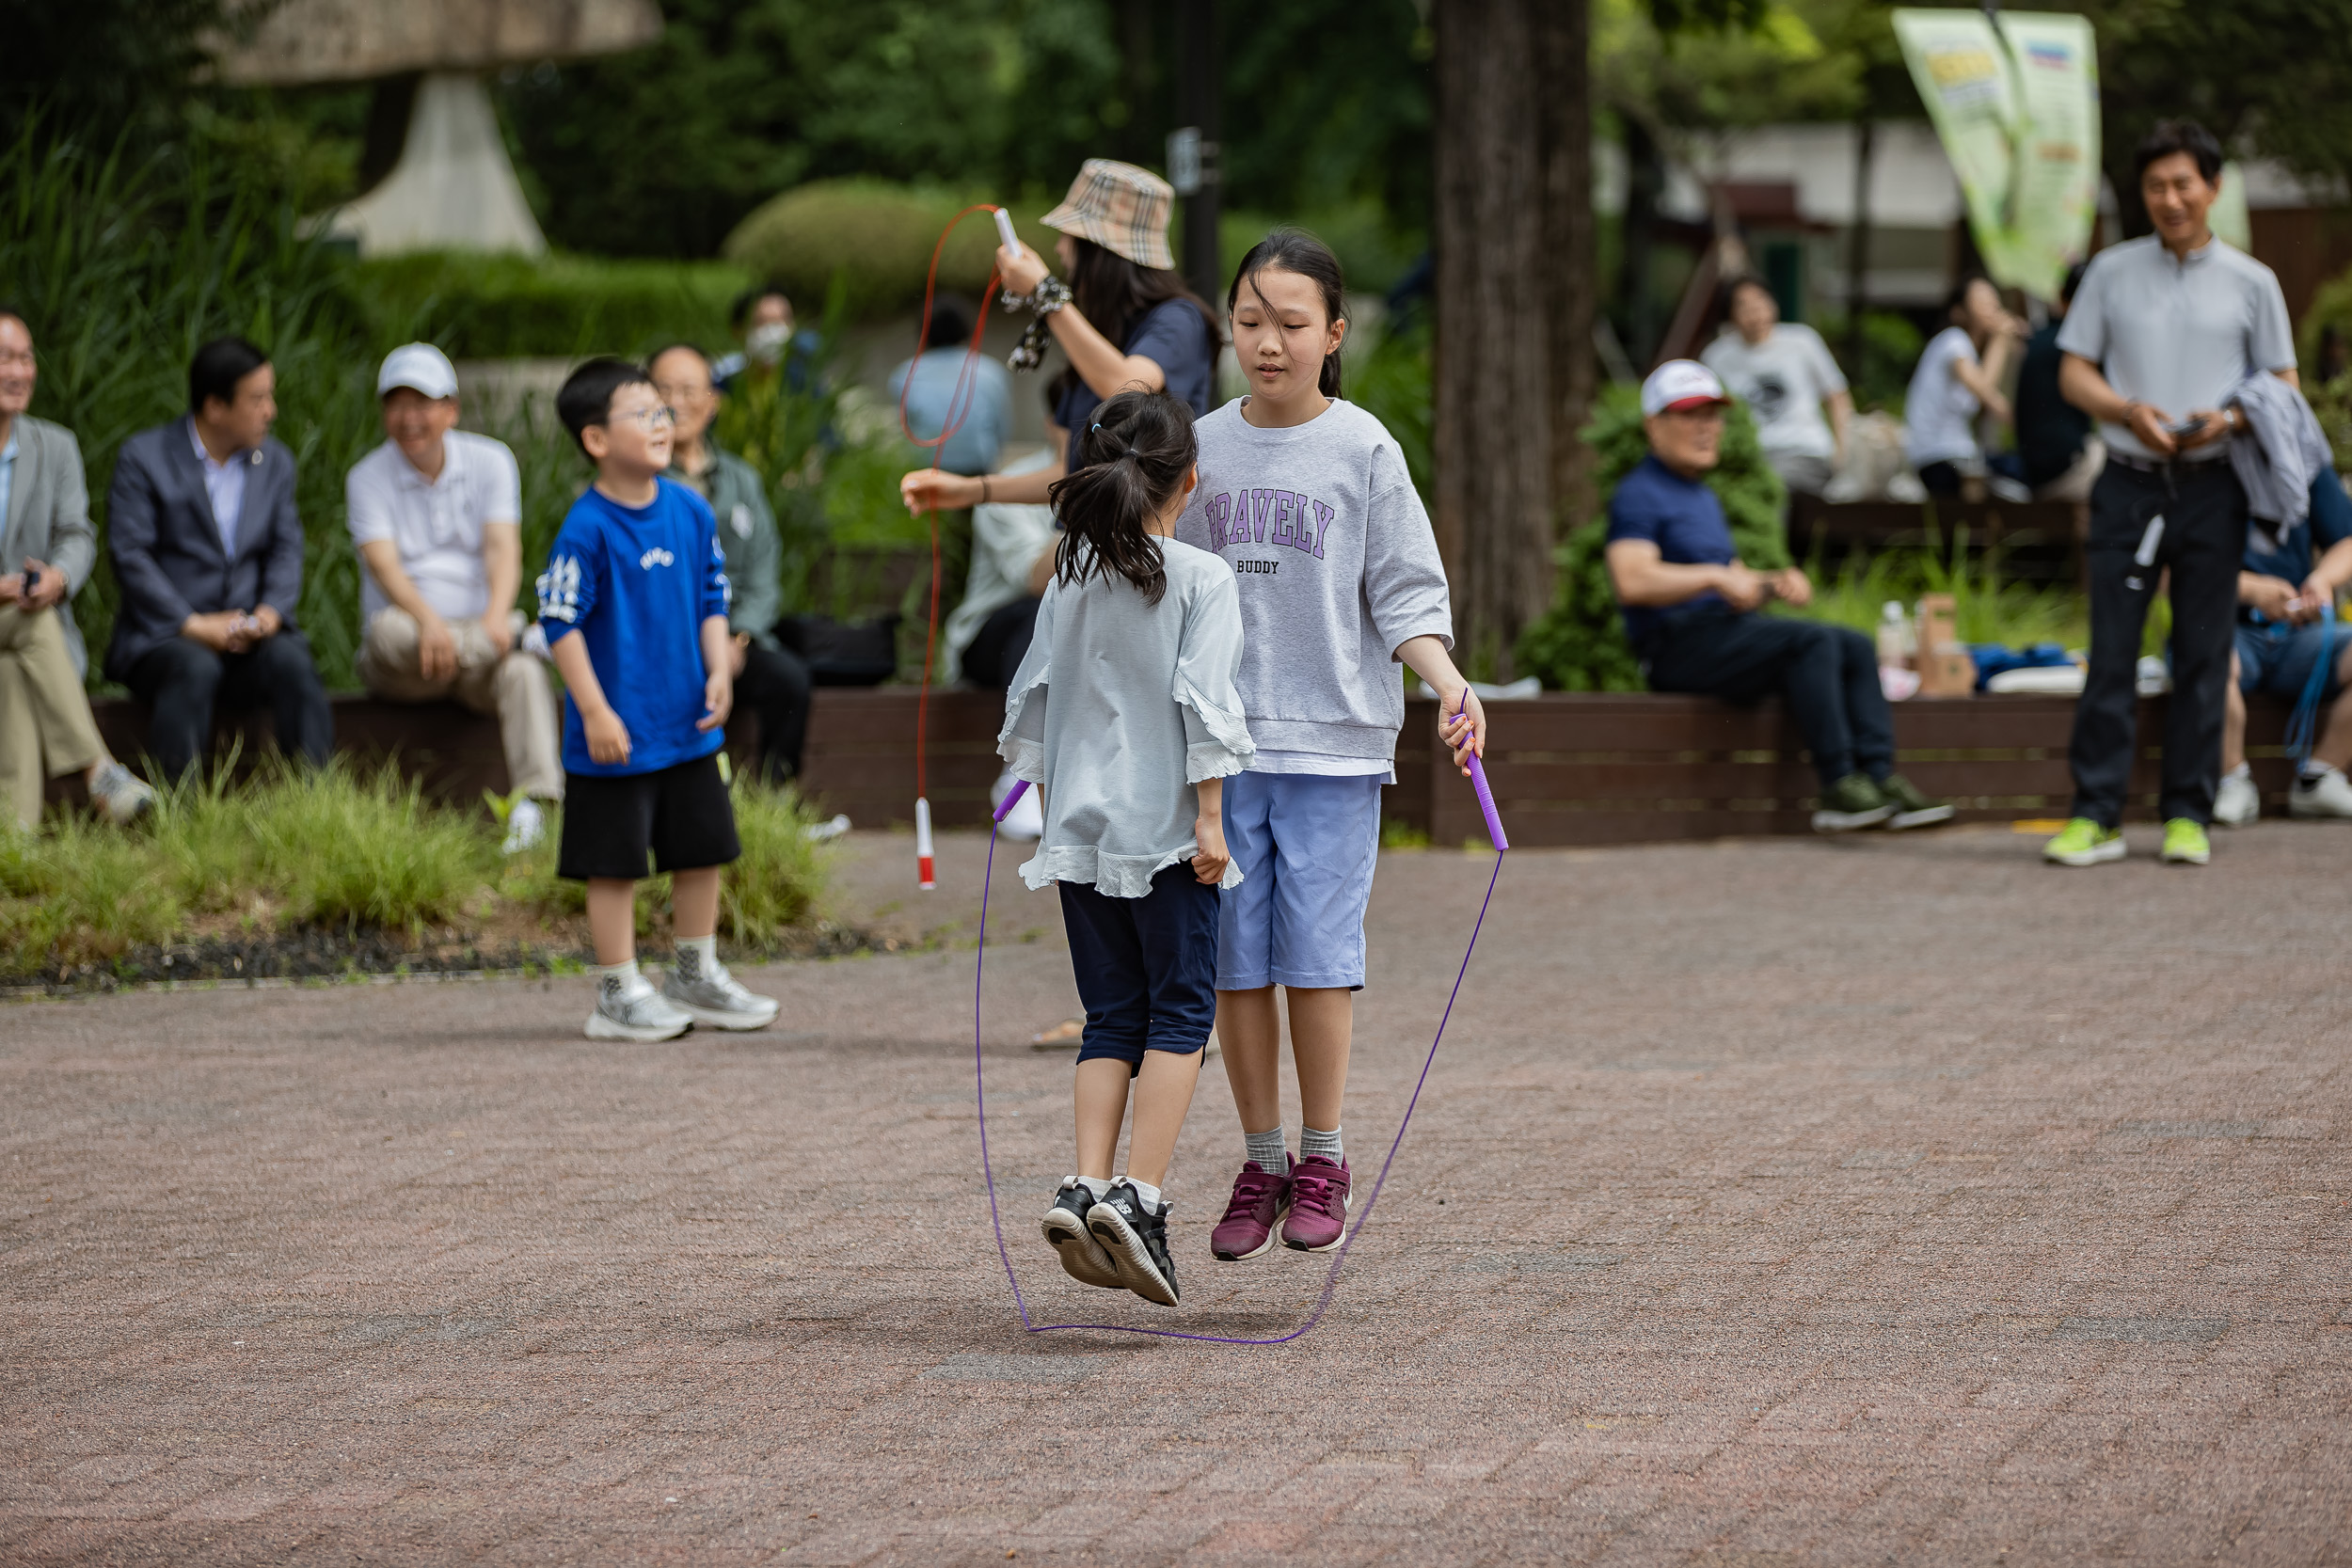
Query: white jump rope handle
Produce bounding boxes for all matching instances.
[915,796,935,891]
[993,206,1020,256]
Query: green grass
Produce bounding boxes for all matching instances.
[1,768,834,972]
[1793,531,2090,652]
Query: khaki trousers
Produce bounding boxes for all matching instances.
[358,608,564,800]
[0,603,108,830]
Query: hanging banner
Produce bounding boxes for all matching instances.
[1893,8,2101,303]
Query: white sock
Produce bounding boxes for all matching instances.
[1126,1179,1163,1211]
[1076,1175,1114,1199]
[1300,1124,1343,1164]
[675,933,717,977]
[2299,760,2338,783]
[590,958,644,994]
[1244,1127,1288,1173]
[2224,762,2251,782]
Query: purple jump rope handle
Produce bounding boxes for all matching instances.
[1455,696,1508,852]
[993,778,1029,822]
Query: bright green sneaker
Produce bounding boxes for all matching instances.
[2043,816,2124,866]
[1812,772,1895,832]
[2160,817,2211,865]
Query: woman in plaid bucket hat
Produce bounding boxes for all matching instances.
[901,160,1224,833]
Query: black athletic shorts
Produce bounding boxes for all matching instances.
[557,753,740,880]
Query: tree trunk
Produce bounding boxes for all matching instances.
[1623,117,1664,367]
[1537,0,1597,539]
[1433,0,1555,679]
[1846,112,1875,370]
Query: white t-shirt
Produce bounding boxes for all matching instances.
[345,430,522,622]
[1700,324,1847,460]
[1904,326,1985,467]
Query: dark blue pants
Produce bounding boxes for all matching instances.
[1057,862,1220,1072]
[1645,610,1893,789]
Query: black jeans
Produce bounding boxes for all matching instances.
[2068,460,2244,827]
[962,595,1041,693]
[126,631,334,781]
[1645,610,1893,789]
[733,641,813,784]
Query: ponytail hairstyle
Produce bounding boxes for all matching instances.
[1226,227,1348,399]
[1045,388,1198,608]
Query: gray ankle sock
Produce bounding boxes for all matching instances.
[1244,1127,1288,1173]
[1300,1124,1343,1164]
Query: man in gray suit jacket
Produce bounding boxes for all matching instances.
[0,309,153,830]
[105,336,332,780]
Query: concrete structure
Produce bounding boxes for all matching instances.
[209,0,663,257]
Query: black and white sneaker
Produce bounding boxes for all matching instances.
[1087,1181,1180,1306]
[1041,1180,1122,1290]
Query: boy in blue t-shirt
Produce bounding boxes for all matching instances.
[2215,465,2352,825]
[537,357,780,1041]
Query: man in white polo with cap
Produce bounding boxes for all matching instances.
[347,343,560,851]
[1605,359,1952,833]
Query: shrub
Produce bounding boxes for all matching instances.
[722,782,831,947]
[721,181,1063,322]
[241,764,498,934]
[0,816,184,968]
[345,251,755,361]
[1515,387,1788,690]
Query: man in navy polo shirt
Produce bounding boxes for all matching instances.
[1604,360,1952,833]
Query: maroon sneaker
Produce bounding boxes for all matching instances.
[1208,1158,1293,1261]
[1280,1154,1352,1252]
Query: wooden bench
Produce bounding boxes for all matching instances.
[61,687,2302,847]
[1788,495,2087,587]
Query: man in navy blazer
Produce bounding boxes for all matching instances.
[105,337,333,780]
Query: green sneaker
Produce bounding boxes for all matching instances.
[2043,816,2124,866]
[1880,773,1956,831]
[2160,817,2211,865]
[1812,772,1895,832]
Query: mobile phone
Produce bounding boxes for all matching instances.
[21,567,39,596]
[2165,415,2208,437]
[993,207,1020,254]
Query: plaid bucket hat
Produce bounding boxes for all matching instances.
[1040,160,1176,271]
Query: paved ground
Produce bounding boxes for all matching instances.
[5,821,2350,1566]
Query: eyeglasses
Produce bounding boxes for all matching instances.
[607,404,676,430]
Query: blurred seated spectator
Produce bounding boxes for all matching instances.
[888,295,1010,479]
[1605,361,1952,835]
[347,343,560,853]
[105,336,332,782]
[2215,465,2352,824]
[1906,275,2026,498]
[1700,275,1851,503]
[937,451,1057,840]
[2014,262,2105,502]
[650,342,810,785]
[0,309,154,830]
[712,286,823,396]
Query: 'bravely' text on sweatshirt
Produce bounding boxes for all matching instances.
[1173,398,1453,766]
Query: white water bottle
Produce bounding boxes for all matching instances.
[1876,600,1910,669]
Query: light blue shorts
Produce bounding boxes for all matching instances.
[1215,770,1384,991]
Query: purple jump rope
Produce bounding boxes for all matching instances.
[972,703,1509,1344]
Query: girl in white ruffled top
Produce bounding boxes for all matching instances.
[999,388,1253,1307]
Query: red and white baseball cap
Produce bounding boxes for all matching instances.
[1640,359,1728,417]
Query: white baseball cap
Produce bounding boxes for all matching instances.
[1640,359,1728,417]
[376,341,458,401]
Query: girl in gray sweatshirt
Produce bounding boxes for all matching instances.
[1003,388,1254,1308]
[1172,229,1487,1264]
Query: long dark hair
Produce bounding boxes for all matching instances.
[1045,388,1197,608]
[1227,227,1347,398]
[1046,237,1221,410]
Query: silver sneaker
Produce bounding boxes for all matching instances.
[661,947,780,1031]
[2288,768,2352,819]
[88,762,155,825]
[2214,768,2261,827]
[585,974,693,1042]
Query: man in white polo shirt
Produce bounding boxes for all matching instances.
[2042,119,2298,870]
[348,343,561,851]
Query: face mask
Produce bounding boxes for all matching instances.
[745,322,792,366]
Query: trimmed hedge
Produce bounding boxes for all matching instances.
[722,181,1064,322]
[346,251,755,361]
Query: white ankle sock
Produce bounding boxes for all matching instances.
[2224,762,2251,782]
[1244,1127,1288,1172]
[1077,1175,1114,1199]
[590,958,644,993]
[675,933,717,976]
[1126,1179,1163,1211]
[1300,1124,1343,1164]
[2299,761,2338,783]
